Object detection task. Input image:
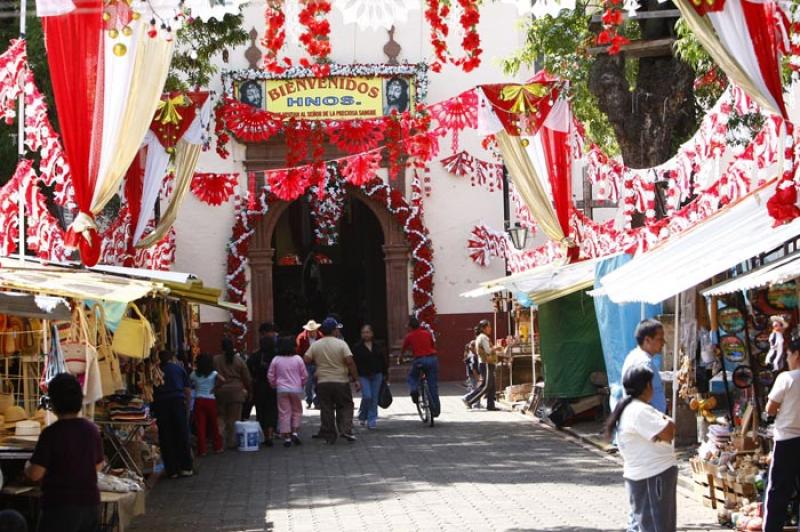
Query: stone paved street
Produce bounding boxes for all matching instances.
[128,384,726,532]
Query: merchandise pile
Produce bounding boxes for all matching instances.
[104,395,148,423]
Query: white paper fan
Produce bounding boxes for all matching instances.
[334,0,420,31]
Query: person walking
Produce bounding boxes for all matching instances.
[190,353,223,456]
[249,323,278,447]
[296,320,321,409]
[353,324,388,430]
[463,320,510,411]
[605,364,677,532]
[402,317,441,417]
[463,339,481,409]
[622,319,667,413]
[25,374,104,532]
[214,337,253,449]
[763,338,800,531]
[304,318,361,444]
[152,351,194,478]
[268,337,308,447]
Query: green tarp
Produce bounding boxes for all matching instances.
[538,290,607,399]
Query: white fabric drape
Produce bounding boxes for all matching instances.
[133,131,171,245]
[94,24,138,201]
[133,97,212,245]
[707,1,781,114]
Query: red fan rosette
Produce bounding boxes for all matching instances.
[327,119,386,154]
[218,98,282,143]
[340,152,381,186]
[191,172,238,206]
[268,167,311,201]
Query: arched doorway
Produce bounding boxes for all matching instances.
[249,188,409,351]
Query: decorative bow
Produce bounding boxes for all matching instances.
[689,0,726,16]
[500,83,549,114]
[155,94,189,126]
[66,211,98,245]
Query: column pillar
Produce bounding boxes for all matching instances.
[249,247,275,347]
[383,243,409,355]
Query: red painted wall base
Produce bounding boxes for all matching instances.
[197,312,507,382]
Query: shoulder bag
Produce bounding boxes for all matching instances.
[378,378,393,409]
[62,307,93,377]
[112,303,155,359]
[94,304,124,396]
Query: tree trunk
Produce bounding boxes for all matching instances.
[588,6,695,169]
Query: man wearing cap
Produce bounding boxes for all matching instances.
[304,318,361,444]
[297,320,321,409]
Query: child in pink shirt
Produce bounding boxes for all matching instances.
[268,338,308,447]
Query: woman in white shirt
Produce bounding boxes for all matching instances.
[764,338,800,532]
[605,364,677,532]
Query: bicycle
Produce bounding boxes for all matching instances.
[414,363,435,427]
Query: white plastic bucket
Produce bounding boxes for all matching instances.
[235,421,261,452]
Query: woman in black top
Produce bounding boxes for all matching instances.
[353,324,389,429]
[248,324,279,446]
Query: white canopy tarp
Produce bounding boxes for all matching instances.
[703,252,800,297]
[599,182,800,304]
[462,255,612,304]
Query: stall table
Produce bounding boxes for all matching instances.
[96,420,152,478]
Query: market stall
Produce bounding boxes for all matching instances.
[0,258,240,530]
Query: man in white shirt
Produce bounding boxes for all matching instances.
[763,340,800,532]
[621,319,667,413]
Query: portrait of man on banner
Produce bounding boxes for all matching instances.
[239,80,264,109]
[383,77,409,115]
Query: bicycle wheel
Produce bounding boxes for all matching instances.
[421,379,434,427]
[416,379,430,425]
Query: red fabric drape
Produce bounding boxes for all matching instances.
[42,0,104,265]
[741,0,788,118]
[123,149,145,266]
[540,125,578,261]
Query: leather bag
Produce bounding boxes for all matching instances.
[93,304,124,396]
[112,303,155,359]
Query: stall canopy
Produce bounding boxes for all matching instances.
[0,291,72,320]
[599,182,800,304]
[461,255,613,304]
[0,258,244,311]
[702,252,800,297]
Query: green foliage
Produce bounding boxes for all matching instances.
[166,14,248,91]
[673,18,724,110]
[0,15,54,185]
[503,7,620,155]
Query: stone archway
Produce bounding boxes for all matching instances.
[249,188,409,352]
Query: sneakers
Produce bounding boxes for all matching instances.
[179,470,194,478]
[367,423,377,430]
[341,433,357,442]
[359,419,367,427]
[283,438,292,448]
[291,433,302,445]
[461,397,471,409]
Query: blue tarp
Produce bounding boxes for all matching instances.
[593,254,662,407]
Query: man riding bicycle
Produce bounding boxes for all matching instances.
[402,317,440,418]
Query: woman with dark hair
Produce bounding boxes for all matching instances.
[763,337,800,531]
[268,337,308,447]
[190,353,223,456]
[214,338,253,449]
[605,364,677,532]
[353,324,388,429]
[249,326,279,447]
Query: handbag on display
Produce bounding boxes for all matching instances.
[40,325,66,393]
[112,303,155,359]
[62,307,94,377]
[378,378,393,409]
[93,304,124,396]
[21,318,44,356]
[1,316,24,356]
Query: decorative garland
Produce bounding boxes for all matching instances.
[440,149,503,191]
[309,174,345,245]
[190,172,239,206]
[100,204,176,269]
[424,0,483,72]
[260,0,332,76]
[262,0,289,73]
[224,169,436,345]
[596,0,630,55]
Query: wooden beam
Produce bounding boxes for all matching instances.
[588,37,676,58]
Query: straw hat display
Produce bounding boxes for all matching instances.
[2,405,27,430]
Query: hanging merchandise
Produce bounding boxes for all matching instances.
[92,304,124,396]
[334,0,418,30]
[190,172,239,206]
[40,325,66,393]
[40,1,176,265]
[112,303,156,359]
[59,305,102,404]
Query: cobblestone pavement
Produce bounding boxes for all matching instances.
[128,383,725,532]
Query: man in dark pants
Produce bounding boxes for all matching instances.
[152,351,193,479]
[402,316,441,417]
[304,318,361,444]
[763,340,800,531]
